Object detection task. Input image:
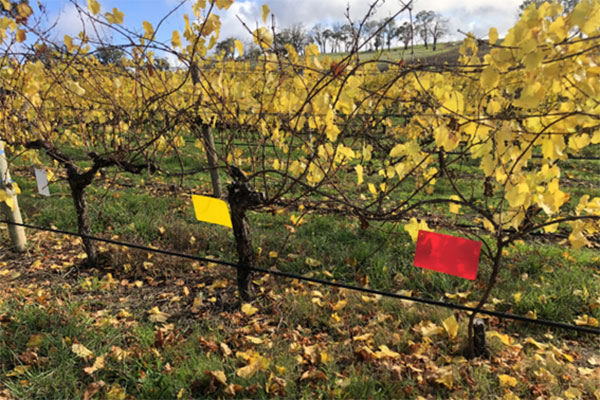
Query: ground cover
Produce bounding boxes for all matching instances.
[0,140,598,399]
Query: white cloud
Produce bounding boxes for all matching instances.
[48,2,109,41]
[217,0,522,42]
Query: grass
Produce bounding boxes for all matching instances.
[324,41,463,63]
[0,136,598,398]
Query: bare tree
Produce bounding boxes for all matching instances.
[383,18,397,51]
[429,13,448,51]
[396,21,413,50]
[275,24,309,55]
[310,24,328,54]
[415,10,434,49]
[216,37,237,59]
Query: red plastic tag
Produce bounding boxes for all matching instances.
[414,230,481,280]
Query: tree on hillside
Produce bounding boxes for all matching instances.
[362,20,380,51]
[310,24,328,54]
[429,13,449,51]
[383,19,397,51]
[396,21,413,50]
[340,23,356,52]
[95,46,125,66]
[242,40,262,60]
[415,10,435,49]
[275,24,308,55]
[216,37,237,59]
[154,57,170,71]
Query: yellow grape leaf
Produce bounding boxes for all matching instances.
[290,214,305,226]
[246,336,263,344]
[591,130,600,144]
[26,334,45,348]
[262,4,270,23]
[143,21,154,39]
[207,370,227,385]
[375,344,400,359]
[514,292,522,303]
[106,8,124,24]
[332,299,347,311]
[254,27,273,49]
[368,183,377,195]
[503,390,520,400]
[389,143,404,158]
[568,134,590,151]
[481,65,500,89]
[16,29,26,43]
[6,365,30,377]
[171,30,181,48]
[305,257,321,267]
[3,194,15,211]
[420,322,443,338]
[234,39,243,56]
[523,50,543,71]
[574,314,599,327]
[117,309,132,318]
[1,0,11,11]
[564,387,583,399]
[486,330,512,346]
[84,355,105,375]
[241,303,258,316]
[67,81,86,96]
[435,367,454,389]
[487,99,502,115]
[524,337,547,350]
[506,182,529,208]
[208,34,217,50]
[375,345,400,359]
[201,14,220,37]
[87,0,100,15]
[72,343,93,358]
[449,195,461,214]
[498,374,518,387]
[355,164,364,185]
[320,351,333,363]
[488,27,498,45]
[569,229,589,250]
[17,2,32,18]
[64,35,74,51]
[147,306,170,323]
[442,315,459,339]
[106,384,126,400]
[480,154,495,176]
[236,361,259,379]
[353,333,373,342]
[215,0,234,10]
[404,217,430,243]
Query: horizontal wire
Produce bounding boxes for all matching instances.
[1,219,599,335]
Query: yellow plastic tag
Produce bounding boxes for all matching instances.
[192,194,232,228]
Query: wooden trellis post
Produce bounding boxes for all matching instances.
[0,140,27,252]
[201,123,223,198]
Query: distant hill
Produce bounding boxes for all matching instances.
[322,41,492,67]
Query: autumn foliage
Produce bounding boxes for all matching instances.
[1,0,599,352]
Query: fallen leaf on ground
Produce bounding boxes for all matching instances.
[241,303,258,316]
[72,343,93,358]
[83,381,106,400]
[498,374,518,388]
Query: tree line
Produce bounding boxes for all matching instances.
[215,9,449,60]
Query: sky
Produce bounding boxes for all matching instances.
[35,0,524,62]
